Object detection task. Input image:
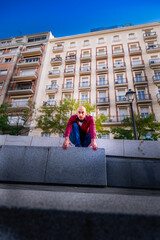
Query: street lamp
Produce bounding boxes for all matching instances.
[125,89,137,140]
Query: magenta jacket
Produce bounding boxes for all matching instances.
[64,115,96,139]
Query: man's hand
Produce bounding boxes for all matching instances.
[88,139,98,151]
[62,137,72,150]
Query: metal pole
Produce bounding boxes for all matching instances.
[130,102,137,140]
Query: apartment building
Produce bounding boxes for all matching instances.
[31,22,160,138]
[0,31,53,132]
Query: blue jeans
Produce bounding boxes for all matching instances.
[69,123,91,147]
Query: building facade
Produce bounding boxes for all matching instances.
[0,31,53,132]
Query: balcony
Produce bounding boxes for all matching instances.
[156,93,160,103]
[22,47,42,57]
[153,75,160,84]
[65,55,76,64]
[50,57,62,66]
[80,54,91,62]
[62,83,74,92]
[79,82,91,90]
[113,62,126,72]
[136,94,152,103]
[114,78,128,87]
[96,97,109,106]
[64,68,75,77]
[52,46,64,53]
[146,44,160,53]
[17,57,40,67]
[79,66,91,75]
[45,85,58,93]
[129,47,142,56]
[143,32,157,40]
[48,70,60,78]
[133,76,148,85]
[8,116,25,126]
[101,115,130,126]
[9,100,30,111]
[149,58,160,69]
[96,80,108,89]
[43,100,56,106]
[131,60,144,70]
[13,72,38,81]
[96,65,108,74]
[96,51,107,60]
[112,49,124,58]
[116,96,129,105]
[8,85,34,95]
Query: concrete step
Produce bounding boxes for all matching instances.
[0,185,160,240]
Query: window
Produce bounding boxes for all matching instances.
[99,75,106,85]
[8,115,24,126]
[0,70,7,76]
[99,91,106,102]
[140,107,149,118]
[20,69,36,76]
[81,93,88,101]
[128,33,135,39]
[97,61,106,69]
[16,39,23,43]
[119,108,128,121]
[113,35,119,41]
[0,50,3,55]
[98,38,104,44]
[41,132,51,137]
[66,65,74,73]
[4,58,12,63]
[28,36,46,42]
[135,73,142,82]
[84,40,89,46]
[11,98,29,107]
[1,41,11,46]
[64,93,71,99]
[138,90,145,100]
[117,90,126,101]
[70,42,76,48]
[51,81,57,89]
[82,50,90,57]
[65,79,73,88]
[116,74,124,83]
[81,77,89,87]
[155,71,160,80]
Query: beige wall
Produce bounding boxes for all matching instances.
[31,22,160,138]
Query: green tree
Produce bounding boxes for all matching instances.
[36,98,108,137]
[0,101,35,136]
[111,113,160,140]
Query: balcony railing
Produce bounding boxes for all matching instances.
[102,115,130,123]
[23,47,42,52]
[113,49,124,54]
[143,32,157,38]
[146,44,160,51]
[116,96,128,102]
[133,76,147,83]
[62,83,73,89]
[65,55,76,61]
[43,100,56,106]
[50,57,62,64]
[53,46,64,51]
[156,93,160,101]
[96,51,107,58]
[96,65,108,70]
[45,85,58,91]
[79,82,90,88]
[136,94,152,101]
[64,69,75,74]
[129,47,141,53]
[114,62,125,68]
[48,70,60,76]
[96,97,109,103]
[96,80,108,86]
[80,67,91,73]
[9,85,33,91]
[115,78,128,84]
[131,60,144,67]
[153,75,160,82]
[149,58,160,65]
[18,57,40,64]
[11,100,29,107]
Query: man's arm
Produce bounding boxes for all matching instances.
[62,116,75,150]
[62,136,72,150]
[88,116,98,150]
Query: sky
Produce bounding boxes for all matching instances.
[0,0,160,39]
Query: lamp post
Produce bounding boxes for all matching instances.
[125,89,137,140]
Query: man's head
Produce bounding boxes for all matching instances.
[76,106,87,121]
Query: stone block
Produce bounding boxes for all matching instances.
[5,135,32,146]
[0,146,48,182]
[107,157,160,189]
[96,139,124,156]
[45,147,107,186]
[31,136,60,147]
[124,140,160,159]
[0,135,7,146]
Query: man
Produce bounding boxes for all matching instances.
[62,106,98,150]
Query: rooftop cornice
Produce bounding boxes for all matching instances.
[50,22,160,43]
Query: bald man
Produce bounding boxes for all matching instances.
[62,106,97,150]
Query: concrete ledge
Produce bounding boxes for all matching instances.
[107,157,160,189]
[1,135,160,159]
[0,146,107,186]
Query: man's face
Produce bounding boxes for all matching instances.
[77,107,86,121]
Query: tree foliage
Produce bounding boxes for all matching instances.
[0,101,35,136]
[111,113,160,140]
[36,98,108,137]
